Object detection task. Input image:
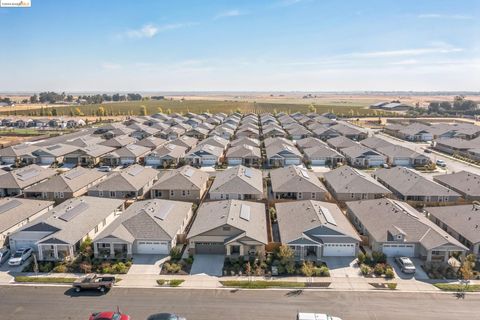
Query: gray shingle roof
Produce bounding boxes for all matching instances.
[270,165,326,193]
[152,165,209,191]
[327,136,357,149]
[210,165,263,195]
[276,200,360,244]
[433,171,480,198]
[94,199,193,243]
[323,165,392,195]
[373,167,460,198]
[347,199,467,251]
[226,144,261,159]
[187,200,267,244]
[425,204,480,244]
[88,164,158,192]
[0,164,57,189]
[0,198,53,233]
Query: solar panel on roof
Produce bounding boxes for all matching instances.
[17,168,40,181]
[240,204,251,221]
[244,167,252,178]
[64,169,85,180]
[46,145,62,151]
[300,169,310,179]
[184,168,195,177]
[0,199,22,214]
[153,203,174,220]
[128,166,144,176]
[320,206,337,226]
[58,202,89,222]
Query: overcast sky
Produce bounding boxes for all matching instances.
[0,0,478,92]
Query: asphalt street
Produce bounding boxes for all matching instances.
[0,286,478,320]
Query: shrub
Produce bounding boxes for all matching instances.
[285,262,296,275]
[301,261,315,277]
[111,262,128,274]
[169,279,184,287]
[373,264,385,276]
[170,247,182,261]
[52,264,68,273]
[39,262,54,273]
[100,262,112,274]
[387,283,397,290]
[79,261,92,274]
[360,264,372,276]
[384,267,395,279]
[164,262,182,274]
[157,279,166,286]
[372,251,387,264]
[314,266,330,277]
[357,252,366,265]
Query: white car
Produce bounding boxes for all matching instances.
[436,159,446,167]
[98,166,112,172]
[297,313,342,320]
[8,248,33,266]
[395,257,416,274]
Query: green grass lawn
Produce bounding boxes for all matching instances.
[0,99,389,117]
[220,280,306,289]
[14,276,76,284]
[434,283,480,292]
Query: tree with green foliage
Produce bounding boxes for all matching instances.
[301,261,315,277]
[157,107,163,113]
[308,104,316,113]
[96,106,106,117]
[139,105,147,116]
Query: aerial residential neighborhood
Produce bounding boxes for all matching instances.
[0,0,479,320]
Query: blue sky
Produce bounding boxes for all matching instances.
[0,0,478,92]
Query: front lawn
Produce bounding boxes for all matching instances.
[15,276,76,284]
[220,280,306,289]
[434,283,480,292]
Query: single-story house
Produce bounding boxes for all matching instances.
[230,137,260,148]
[187,200,267,256]
[270,165,327,201]
[144,144,187,168]
[209,165,264,200]
[0,164,57,197]
[303,145,344,167]
[225,144,262,167]
[323,165,392,201]
[433,171,480,201]
[326,136,357,151]
[265,143,303,167]
[150,165,209,202]
[346,199,467,262]
[197,136,229,150]
[31,144,79,165]
[376,145,430,167]
[185,144,224,167]
[330,123,367,141]
[0,144,37,165]
[185,127,210,140]
[0,198,54,248]
[9,196,125,261]
[24,167,108,203]
[87,165,159,199]
[100,135,138,149]
[295,137,325,151]
[101,144,150,166]
[169,136,198,151]
[63,145,116,166]
[134,136,167,150]
[425,204,480,258]
[373,167,461,204]
[93,199,193,258]
[341,145,386,168]
[276,200,361,260]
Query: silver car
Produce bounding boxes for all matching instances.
[395,257,416,274]
[0,247,11,265]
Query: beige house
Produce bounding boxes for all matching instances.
[270,165,326,201]
[0,164,57,197]
[150,165,209,203]
[0,198,54,248]
[24,167,108,203]
[209,165,264,200]
[187,200,267,256]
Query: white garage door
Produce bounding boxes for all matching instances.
[368,159,384,167]
[393,158,411,166]
[382,244,415,257]
[285,158,300,165]
[136,241,169,254]
[323,243,356,257]
[40,157,55,164]
[311,159,326,166]
[145,158,161,166]
[120,158,135,165]
[202,159,216,165]
[228,159,242,166]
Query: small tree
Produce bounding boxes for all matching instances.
[460,254,476,280]
[79,261,92,274]
[301,261,315,277]
[245,262,252,277]
[157,107,163,113]
[268,207,277,222]
[139,105,147,116]
[80,236,93,257]
[277,245,294,265]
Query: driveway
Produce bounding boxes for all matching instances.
[127,254,168,275]
[190,254,224,276]
[388,257,430,281]
[322,257,361,278]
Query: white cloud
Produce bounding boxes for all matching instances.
[215,9,244,19]
[120,23,194,39]
[418,13,473,20]
[348,45,463,58]
[278,0,304,7]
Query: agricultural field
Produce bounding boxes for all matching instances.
[0,99,389,117]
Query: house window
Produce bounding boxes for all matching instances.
[170,190,174,196]
[110,191,116,198]
[182,190,186,197]
[156,191,162,197]
[99,191,103,197]
[311,193,315,199]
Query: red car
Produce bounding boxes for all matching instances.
[89,311,130,320]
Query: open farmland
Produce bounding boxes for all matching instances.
[0,99,390,117]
